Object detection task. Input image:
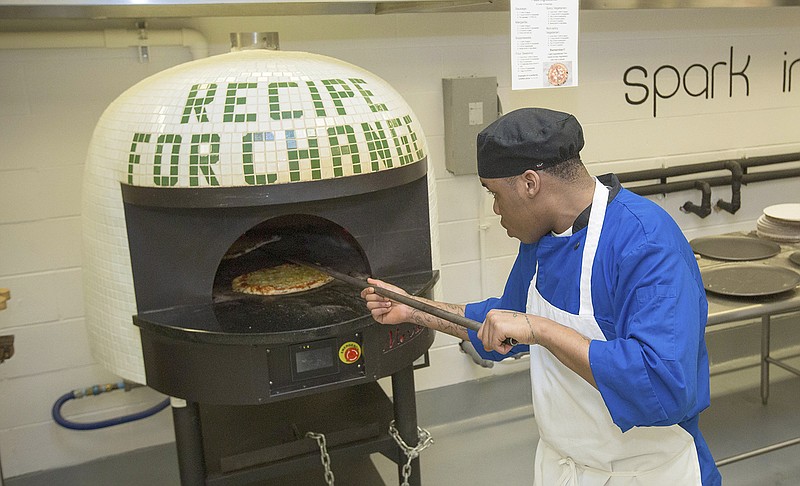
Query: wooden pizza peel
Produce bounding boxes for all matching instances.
[286,259,518,346]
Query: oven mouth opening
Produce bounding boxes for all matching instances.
[207,214,374,336]
[213,214,371,299]
[134,213,438,345]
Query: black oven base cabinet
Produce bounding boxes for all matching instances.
[169,365,423,486]
[138,319,434,486]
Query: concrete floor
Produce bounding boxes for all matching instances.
[7,358,800,486]
[378,376,800,486]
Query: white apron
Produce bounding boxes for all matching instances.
[528,178,703,486]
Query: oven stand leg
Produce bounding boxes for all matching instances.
[760,315,771,405]
[171,398,206,486]
[391,365,422,486]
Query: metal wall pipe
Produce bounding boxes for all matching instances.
[737,152,800,169]
[617,152,800,185]
[618,161,729,184]
[715,161,743,214]
[628,168,800,197]
[620,152,800,204]
[680,181,712,217]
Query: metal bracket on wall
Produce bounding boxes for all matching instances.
[136,21,149,63]
[0,288,8,486]
[0,335,13,364]
[0,288,12,364]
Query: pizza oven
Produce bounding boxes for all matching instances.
[123,164,436,405]
[82,33,437,485]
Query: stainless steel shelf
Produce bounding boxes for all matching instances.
[702,232,800,467]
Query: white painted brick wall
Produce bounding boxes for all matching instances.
[1,7,799,477]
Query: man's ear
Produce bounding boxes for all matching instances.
[520,170,541,198]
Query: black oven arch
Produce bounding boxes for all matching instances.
[212,214,372,301]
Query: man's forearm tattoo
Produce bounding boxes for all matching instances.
[409,305,465,337]
[509,311,535,344]
[524,314,535,344]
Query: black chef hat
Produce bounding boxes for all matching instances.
[477,107,584,178]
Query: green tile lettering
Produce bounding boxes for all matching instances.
[361,121,393,171]
[189,133,220,186]
[327,124,361,176]
[268,82,304,120]
[154,134,182,187]
[322,79,355,116]
[181,83,217,124]
[224,82,257,123]
[242,132,278,185]
[349,78,387,113]
[127,132,152,184]
[287,131,321,181]
[305,80,328,117]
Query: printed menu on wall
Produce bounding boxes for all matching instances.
[511,0,579,90]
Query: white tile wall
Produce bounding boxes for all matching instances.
[435,176,483,222]
[0,63,30,117]
[1,7,799,477]
[0,218,82,275]
[0,167,83,223]
[438,220,481,265]
[0,319,94,381]
[0,269,82,329]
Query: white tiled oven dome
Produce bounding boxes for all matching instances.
[82,48,429,383]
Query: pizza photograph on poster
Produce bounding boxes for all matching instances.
[545,61,573,87]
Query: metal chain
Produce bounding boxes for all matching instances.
[306,431,335,486]
[388,420,434,486]
[306,423,432,486]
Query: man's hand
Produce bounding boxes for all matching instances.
[360,278,413,325]
[478,309,538,354]
[480,310,597,388]
[361,279,471,340]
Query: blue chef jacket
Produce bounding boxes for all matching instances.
[464,174,722,485]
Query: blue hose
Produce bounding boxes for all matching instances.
[52,382,170,431]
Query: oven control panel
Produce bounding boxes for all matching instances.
[267,333,365,397]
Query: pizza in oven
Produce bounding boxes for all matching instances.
[546,63,569,87]
[232,263,334,296]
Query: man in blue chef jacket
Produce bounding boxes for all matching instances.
[361,107,722,485]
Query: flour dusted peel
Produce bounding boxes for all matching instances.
[232,263,334,296]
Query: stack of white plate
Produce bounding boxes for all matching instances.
[757,203,800,242]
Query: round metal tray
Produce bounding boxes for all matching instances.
[690,236,781,261]
[763,203,800,223]
[702,264,800,297]
[790,251,800,267]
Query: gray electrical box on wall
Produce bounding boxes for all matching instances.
[442,76,498,175]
